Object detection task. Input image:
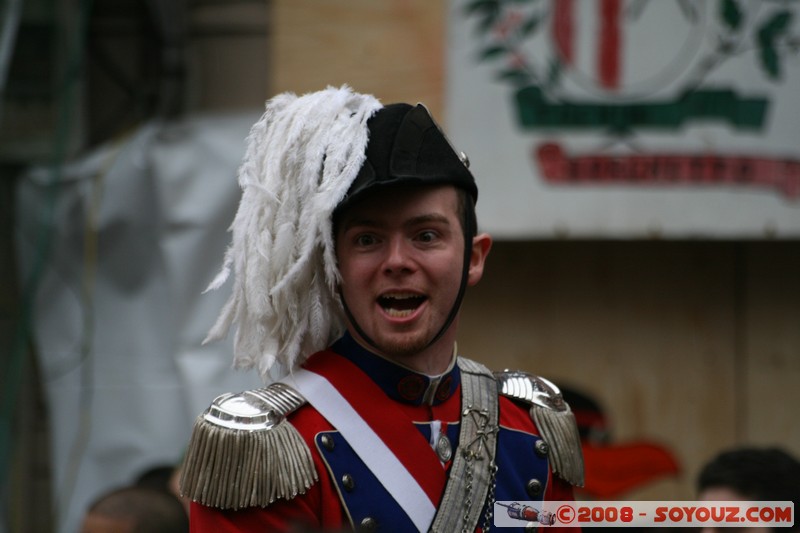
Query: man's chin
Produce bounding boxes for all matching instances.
[368,332,432,361]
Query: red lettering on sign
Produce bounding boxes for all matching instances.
[535,143,800,199]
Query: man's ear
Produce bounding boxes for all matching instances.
[467,232,492,286]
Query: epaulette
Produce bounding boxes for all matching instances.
[179,382,317,510]
[495,370,585,487]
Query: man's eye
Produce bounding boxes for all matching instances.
[355,234,377,246]
[417,230,437,243]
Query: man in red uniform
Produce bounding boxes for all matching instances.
[180,86,583,532]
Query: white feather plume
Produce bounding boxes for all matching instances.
[204,86,382,382]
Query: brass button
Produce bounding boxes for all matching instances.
[320,434,335,451]
[534,439,549,457]
[526,478,543,497]
[359,516,377,532]
[342,473,355,492]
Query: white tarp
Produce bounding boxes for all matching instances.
[15,111,263,533]
[446,0,800,238]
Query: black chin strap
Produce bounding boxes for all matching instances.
[339,225,474,356]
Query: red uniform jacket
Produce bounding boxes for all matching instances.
[190,334,580,532]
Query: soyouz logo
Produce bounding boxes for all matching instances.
[492,500,795,528]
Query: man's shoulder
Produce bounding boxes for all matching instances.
[456,356,572,412]
[459,357,586,488]
[496,368,585,488]
[179,382,319,510]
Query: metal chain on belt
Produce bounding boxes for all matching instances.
[482,461,499,532]
[460,456,498,533]
[460,407,499,533]
[462,454,475,533]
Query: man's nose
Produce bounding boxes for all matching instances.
[382,237,415,273]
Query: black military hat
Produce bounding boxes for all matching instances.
[336,103,478,214]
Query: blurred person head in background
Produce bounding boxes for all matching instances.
[697,446,800,532]
[81,485,188,533]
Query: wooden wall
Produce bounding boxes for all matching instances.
[459,241,800,499]
[272,0,800,500]
[272,0,446,117]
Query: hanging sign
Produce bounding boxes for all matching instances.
[447,0,800,238]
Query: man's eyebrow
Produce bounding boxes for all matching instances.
[341,217,383,232]
[342,213,451,232]
[405,213,451,227]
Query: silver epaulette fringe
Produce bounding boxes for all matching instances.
[531,402,585,487]
[496,370,585,487]
[179,383,317,510]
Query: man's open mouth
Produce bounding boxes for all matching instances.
[378,293,427,317]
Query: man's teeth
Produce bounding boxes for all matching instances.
[380,293,424,316]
